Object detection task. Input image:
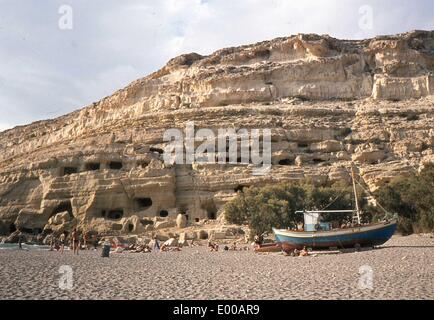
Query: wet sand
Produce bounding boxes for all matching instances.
[0,234,433,300]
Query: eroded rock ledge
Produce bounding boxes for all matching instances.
[0,30,433,237]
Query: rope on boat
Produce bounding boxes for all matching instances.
[342,164,394,221]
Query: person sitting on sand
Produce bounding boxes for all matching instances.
[254,235,261,245]
[160,242,169,252]
[208,240,219,251]
[300,246,309,257]
[230,242,237,251]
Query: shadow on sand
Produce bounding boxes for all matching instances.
[378,245,434,249]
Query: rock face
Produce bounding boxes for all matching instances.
[0,30,433,236]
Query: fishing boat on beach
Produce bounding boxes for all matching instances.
[273,165,397,251]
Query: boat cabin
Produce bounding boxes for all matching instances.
[303,211,332,231]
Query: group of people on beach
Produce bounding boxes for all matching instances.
[208,240,250,252]
[49,228,99,254]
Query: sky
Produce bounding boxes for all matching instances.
[0,0,433,132]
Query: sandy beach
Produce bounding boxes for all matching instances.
[0,234,433,300]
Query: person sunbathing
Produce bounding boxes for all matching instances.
[208,241,219,251]
[300,246,309,256]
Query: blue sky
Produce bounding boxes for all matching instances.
[0,0,433,131]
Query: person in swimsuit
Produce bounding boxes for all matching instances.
[83,232,88,250]
[71,228,79,255]
[59,232,66,254]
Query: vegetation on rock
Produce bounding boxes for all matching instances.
[224,181,368,237]
[225,166,434,237]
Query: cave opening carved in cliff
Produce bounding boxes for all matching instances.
[108,161,123,170]
[9,223,17,233]
[85,162,100,171]
[278,159,294,165]
[62,167,78,176]
[159,210,169,217]
[107,209,124,220]
[136,198,153,210]
[51,201,73,219]
[201,200,217,220]
[234,185,248,193]
[150,147,164,155]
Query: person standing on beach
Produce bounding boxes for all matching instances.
[59,232,66,254]
[152,235,160,252]
[83,231,88,250]
[49,235,55,251]
[93,235,99,250]
[71,228,79,255]
[17,231,23,250]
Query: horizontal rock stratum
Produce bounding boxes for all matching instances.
[0,30,433,236]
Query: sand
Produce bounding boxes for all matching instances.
[0,234,433,300]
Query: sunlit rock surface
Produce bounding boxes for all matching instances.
[0,30,433,236]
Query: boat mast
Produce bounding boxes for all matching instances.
[351,163,361,225]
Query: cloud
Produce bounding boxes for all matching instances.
[0,0,432,129]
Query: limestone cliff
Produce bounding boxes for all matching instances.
[0,30,433,237]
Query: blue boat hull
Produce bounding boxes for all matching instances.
[273,221,397,250]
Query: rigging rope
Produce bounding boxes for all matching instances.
[342,164,393,220]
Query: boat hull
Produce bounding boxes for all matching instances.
[273,221,397,250]
[254,243,282,253]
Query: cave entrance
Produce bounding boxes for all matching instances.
[30,228,43,234]
[128,224,134,232]
[62,167,78,176]
[21,227,34,234]
[136,198,153,210]
[150,147,164,155]
[85,163,100,171]
[159,210,169,217]
[278,159,294,165]
[109,161,123,170]
[107,209,124,220]
[9,223,17,233]
[52,201,73,219]
[234,185,248,193]
[201,200,217,220]
[312,158,326,163]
